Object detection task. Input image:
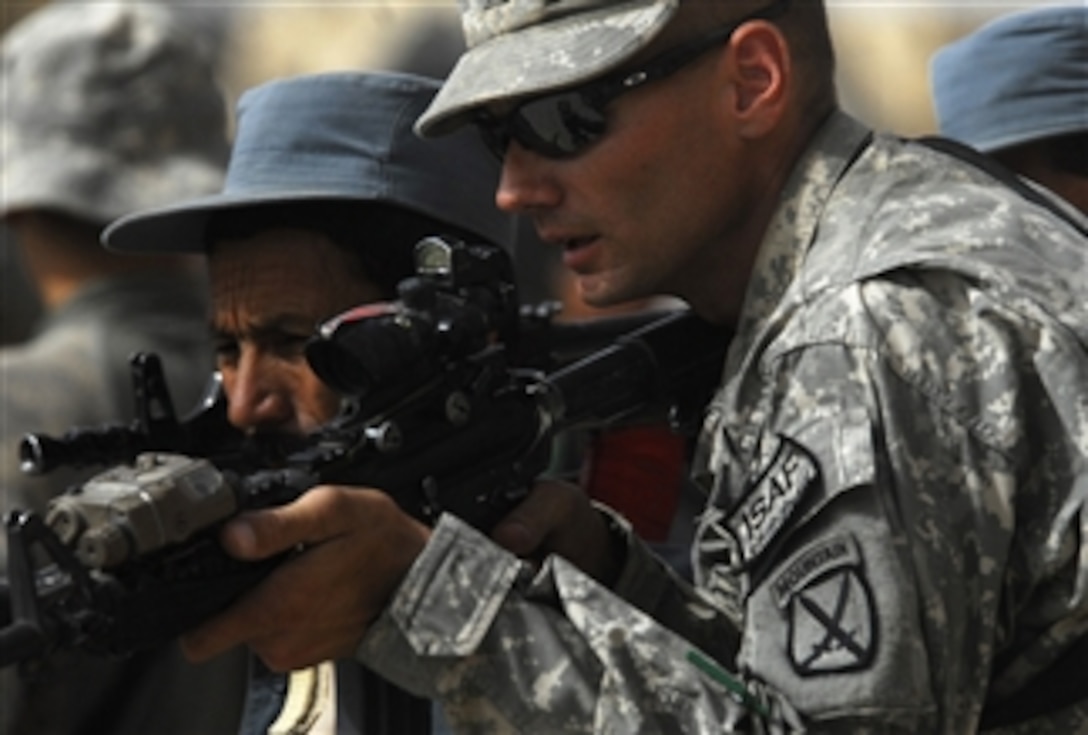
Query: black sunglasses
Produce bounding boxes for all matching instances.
[474,0,791,160]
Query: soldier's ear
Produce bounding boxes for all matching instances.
[721,21,790,139]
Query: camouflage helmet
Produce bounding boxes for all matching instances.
[0,1,228,224]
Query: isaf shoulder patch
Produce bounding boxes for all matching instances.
[726,434,819,566]
[772,534,877,677]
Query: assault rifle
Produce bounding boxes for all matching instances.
[0,236,730,668]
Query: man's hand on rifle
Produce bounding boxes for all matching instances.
[179,486,430,671]
[491,478,623,587]
[178,477,620,671]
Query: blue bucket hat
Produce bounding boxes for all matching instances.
[104,70,513,252]
[930,5,1088,154]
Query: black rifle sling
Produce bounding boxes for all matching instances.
[914,135,1087,237]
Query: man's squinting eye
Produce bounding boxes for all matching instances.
[264,332,311,359]
[213,336,240,365]
[213,330,313,363]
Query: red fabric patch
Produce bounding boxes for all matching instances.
[582,424,686,542]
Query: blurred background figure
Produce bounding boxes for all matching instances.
[0,230,41,346]
[930,4,1088,215]
[0,2,248,733]
[0,2,46,347]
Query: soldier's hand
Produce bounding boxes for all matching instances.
[491,478,622,586]
[179,485,429,671]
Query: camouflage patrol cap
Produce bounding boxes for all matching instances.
[415,0,680,137]
[0,2,228,224]
[103,71,513,253]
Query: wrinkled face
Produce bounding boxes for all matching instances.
[208,229,384,435]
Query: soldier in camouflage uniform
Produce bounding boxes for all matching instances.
[177,0,1088,732]
[0,3,249,733]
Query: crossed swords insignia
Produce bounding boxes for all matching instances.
[788,566,875,675]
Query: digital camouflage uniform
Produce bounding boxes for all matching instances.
[358,111,1088,733]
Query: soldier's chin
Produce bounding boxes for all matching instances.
[577,276,639,312]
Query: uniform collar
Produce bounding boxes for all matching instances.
[725,110,873,376]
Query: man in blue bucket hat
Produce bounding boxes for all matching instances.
[105,70,514,735]
[931,5,1087,215]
